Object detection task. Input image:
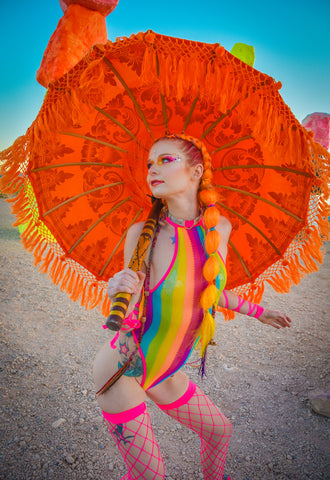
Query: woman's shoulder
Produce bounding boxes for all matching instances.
[216,216,232,262]
[124,221,147,265]
[217,215,232,237]
[126,221,146,243]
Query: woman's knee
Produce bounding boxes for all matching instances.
[221,415,233,438]
[211,414,233,446]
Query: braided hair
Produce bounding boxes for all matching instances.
[152,134,221,356]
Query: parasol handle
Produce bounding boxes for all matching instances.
[105,199,163,331]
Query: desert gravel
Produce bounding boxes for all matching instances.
[0,198,329,480]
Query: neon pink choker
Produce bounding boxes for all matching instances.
[166,211,202,229]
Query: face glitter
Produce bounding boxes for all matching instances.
[147,154,183,169]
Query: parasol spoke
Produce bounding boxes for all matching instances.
[94,106,139,143]
[228,239,252,278]
[61,132,128,153]
[68,197,132,254]
[217,201,281,255]
[215,184,303,222]
[31,162,123,172]
[43,182,124,216]
[200,100,240,140]
[215,164,312,177]
[160,94,169,133]
[99,208,144,277]
[183,95,200,133]
[103,58,153,138]
[211,135,252,154]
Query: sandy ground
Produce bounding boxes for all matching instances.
[0,197,329,480]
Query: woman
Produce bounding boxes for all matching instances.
[93,134,291,480]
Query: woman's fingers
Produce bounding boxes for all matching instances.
[282,315,292,327]
[260,310,292,329]
[276,314,291,328]
[107,269,145,297]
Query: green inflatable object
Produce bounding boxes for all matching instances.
[231,43,255,67]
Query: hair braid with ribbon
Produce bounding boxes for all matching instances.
[154,134,221,357]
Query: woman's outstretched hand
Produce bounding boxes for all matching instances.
[107,268,146,302]
[257,308,292,329]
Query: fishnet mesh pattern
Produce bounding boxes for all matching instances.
[161,386,232,480]
[104,410,165,480]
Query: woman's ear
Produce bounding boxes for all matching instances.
[192,164,204,180]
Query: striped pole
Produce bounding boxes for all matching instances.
[106,199,162,330]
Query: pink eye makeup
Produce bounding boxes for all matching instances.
[147,154,182,169]
[157,154,182,165]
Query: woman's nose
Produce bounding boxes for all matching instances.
[148,163,158,175]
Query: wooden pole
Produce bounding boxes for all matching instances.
[105,199,162,330]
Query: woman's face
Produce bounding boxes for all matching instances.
[147,138,202,199]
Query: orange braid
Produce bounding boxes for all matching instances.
[169,134,221,356]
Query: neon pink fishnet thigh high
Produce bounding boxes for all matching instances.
[157,381,233,480]
[102,403,165,480]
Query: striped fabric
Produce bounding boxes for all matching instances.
[134,218,227,390]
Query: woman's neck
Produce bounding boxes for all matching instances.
[166,196,200,221]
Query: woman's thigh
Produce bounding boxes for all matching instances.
[93,340,146,414]
[146,371,190,405]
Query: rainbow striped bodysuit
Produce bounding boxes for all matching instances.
[131,217,227,391]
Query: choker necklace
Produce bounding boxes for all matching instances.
[166,210,202,229]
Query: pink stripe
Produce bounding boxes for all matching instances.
[149,228,178,293]
[133,330,148,389]
[217,249,226,265]
[233,297,245,312]
[247,301,256,316]
[254,305,264,319]
[166,217,203,229]
[102,402,146,425]
[156,381,196,410]
[148,228,197,390]
[110,331,120,349]
[222,290,229,309]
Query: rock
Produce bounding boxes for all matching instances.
[52,418,66,428]
[65,454,76,465]
[308,389,330,418]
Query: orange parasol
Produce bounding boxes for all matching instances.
[1,30,329,317]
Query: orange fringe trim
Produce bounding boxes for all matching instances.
[0,142,111,315]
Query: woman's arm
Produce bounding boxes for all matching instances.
[216,215,232,264]
[218,289,292,329]
[216,216,290,329]
[107,222,146,316]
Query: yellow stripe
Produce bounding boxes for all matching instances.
[145,230,187,386]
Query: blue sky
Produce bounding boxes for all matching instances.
[0,0,329,151]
